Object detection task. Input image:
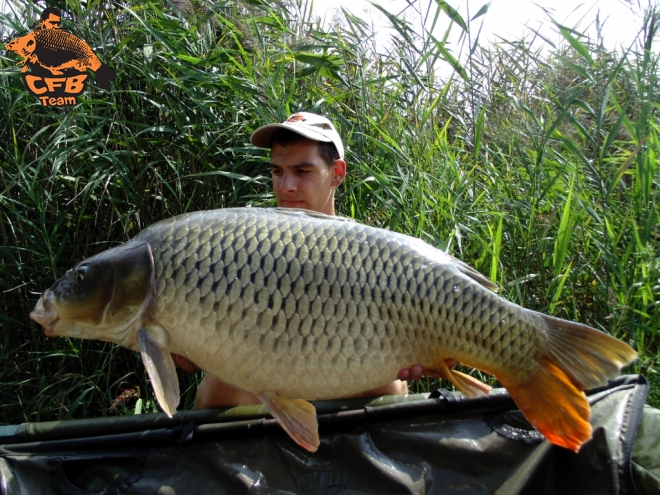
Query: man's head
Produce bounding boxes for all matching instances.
[40,7,62,29]
[251,112,346,216]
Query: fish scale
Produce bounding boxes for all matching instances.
[144,210,510,396]
[30,207,637,452]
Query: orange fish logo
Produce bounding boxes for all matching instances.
[5,7,116,107]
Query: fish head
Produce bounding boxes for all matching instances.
[30,242,155,348]
[6,32,36,58]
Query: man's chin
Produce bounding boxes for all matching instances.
[279,201,306,209]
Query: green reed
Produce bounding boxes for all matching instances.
[0,0,657,422]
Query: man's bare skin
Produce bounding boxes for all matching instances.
[398,365,424,382]
[192,369,424,408]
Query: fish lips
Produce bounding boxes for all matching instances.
[29,290,61,336]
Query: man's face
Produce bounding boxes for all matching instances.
[270,139,346,216]
[42,14,61,29]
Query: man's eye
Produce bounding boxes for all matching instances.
[270,169,282,176]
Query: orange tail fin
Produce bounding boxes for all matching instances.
[500,357,591,452]
[500,313,637,452]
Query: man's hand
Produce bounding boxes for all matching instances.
[397,365,423,382]
[171,354,199,373]
[194,376,261,408]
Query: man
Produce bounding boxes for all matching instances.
[39,7,62,30]
[187,112,422,408]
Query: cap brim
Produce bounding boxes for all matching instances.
[250,122,333,149]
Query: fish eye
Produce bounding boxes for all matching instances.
[74,265,89,282]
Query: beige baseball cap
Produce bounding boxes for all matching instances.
[250,112,345,159]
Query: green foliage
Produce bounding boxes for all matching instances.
[0,0,658,422]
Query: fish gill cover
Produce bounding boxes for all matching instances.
[5,6,116,107]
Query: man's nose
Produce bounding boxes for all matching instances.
[280,172,297,191]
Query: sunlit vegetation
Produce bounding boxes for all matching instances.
[0,0,658,423]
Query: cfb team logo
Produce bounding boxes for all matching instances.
[5,7,116,107]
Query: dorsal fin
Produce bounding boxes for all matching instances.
[449,254,499,292]
[407,236,499,293]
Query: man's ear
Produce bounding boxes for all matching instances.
[332,159,347,186]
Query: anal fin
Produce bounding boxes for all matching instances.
[257,392,319,452]
[138,328,180,417]
[424,360,492,398]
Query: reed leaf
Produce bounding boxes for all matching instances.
[0,0,657,422]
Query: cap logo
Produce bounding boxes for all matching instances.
[285,113,306,123]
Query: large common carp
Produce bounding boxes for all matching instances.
[30,208,636,452]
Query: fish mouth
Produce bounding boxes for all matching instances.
[30,310,61,336]
[42,317,61,336]
[29,291,61,336]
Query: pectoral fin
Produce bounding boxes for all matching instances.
[138,328,180,417]
[257,392,319,452]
